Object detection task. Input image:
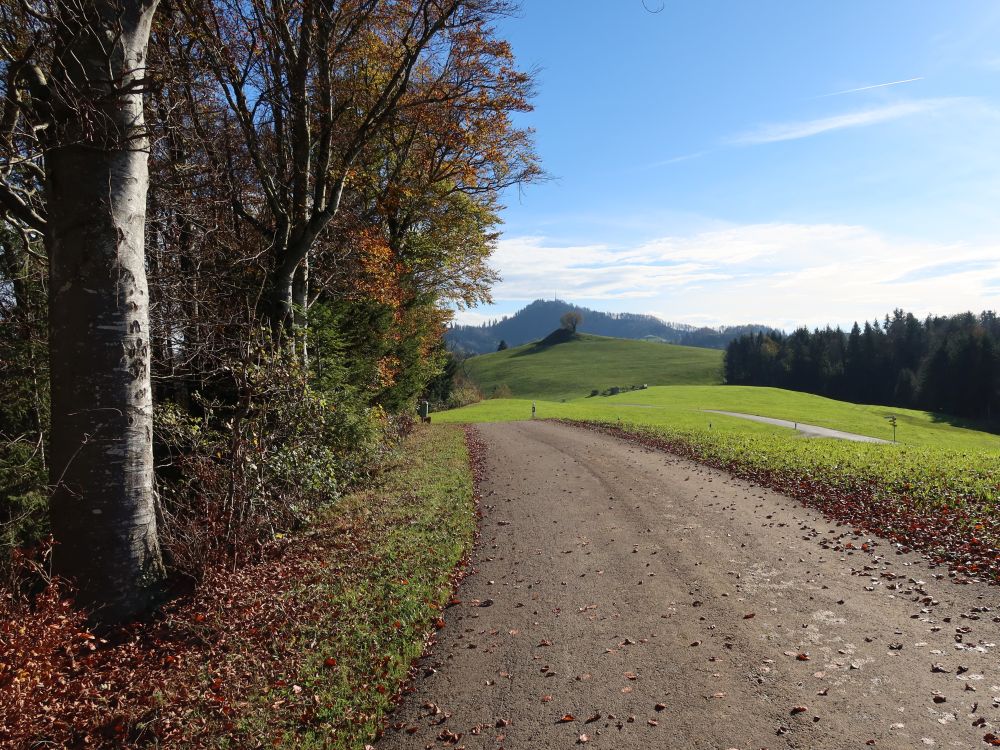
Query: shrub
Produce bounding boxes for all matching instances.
[491,383,513,399]
[445,374,483,410]
[155,347,389,581]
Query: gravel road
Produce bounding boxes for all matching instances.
[378,421,997,749]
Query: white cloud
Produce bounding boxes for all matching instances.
[486,225,1000,329]
[450,310,500,326]
[730,99,954,145]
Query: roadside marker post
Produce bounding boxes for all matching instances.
[532,401,536,419]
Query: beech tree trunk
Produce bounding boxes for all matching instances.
[46,0,164,622]
[292,256,309,366]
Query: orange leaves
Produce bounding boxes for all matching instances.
[351,227,404,309]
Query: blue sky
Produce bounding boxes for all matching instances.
[456,0,1000,330]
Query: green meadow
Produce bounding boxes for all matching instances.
[462,333,723,401]
[437,385,998,452]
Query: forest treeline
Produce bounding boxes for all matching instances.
[0,0,537,619]
[724,310,999,420]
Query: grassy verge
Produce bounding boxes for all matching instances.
[1,424,477,748]
[264,422,478,747]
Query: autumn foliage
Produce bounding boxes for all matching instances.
[0,0,535,743]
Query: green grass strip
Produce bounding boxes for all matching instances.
[242,424,476,748]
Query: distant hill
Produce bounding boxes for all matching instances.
[447,299,774,354]
[462,331,723,401]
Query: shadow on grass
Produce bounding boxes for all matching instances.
[926,411,1000,437]
[509,329,579,357]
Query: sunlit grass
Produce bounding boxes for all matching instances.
[463,333,723,401]
[436,385,999,452]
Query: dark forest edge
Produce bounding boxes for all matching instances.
[724,309,1000,425]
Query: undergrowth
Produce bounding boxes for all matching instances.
[0,424,476,748]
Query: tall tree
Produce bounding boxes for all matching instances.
[172,0,517,346]
[560,310,581,333]
[42,0,165,620]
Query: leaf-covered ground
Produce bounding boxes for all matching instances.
[0,424,478,749]
[564,419,1000,585]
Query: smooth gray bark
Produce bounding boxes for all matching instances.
[292,255,309,365]
[46,0,164,621]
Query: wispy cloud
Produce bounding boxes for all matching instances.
[816,77,924,98]
[729,98,953,145]
[483,225,1000,329]
[641,150,712,169]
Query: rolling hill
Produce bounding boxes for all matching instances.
[447,299,775,354]
[462,331,724,401]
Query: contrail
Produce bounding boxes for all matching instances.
[817,77,924,98]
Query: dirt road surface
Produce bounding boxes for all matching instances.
[378,421,998,750]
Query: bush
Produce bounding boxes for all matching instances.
[445,374,483,410]
[491,383,513,399]
[155,347,389,580]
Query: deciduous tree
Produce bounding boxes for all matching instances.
[21,0,166,620]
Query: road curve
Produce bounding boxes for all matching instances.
[704,409,893,443]
[378,421,996,750]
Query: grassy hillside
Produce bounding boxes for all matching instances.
[437,385,999,452]
[463,332,723,401]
